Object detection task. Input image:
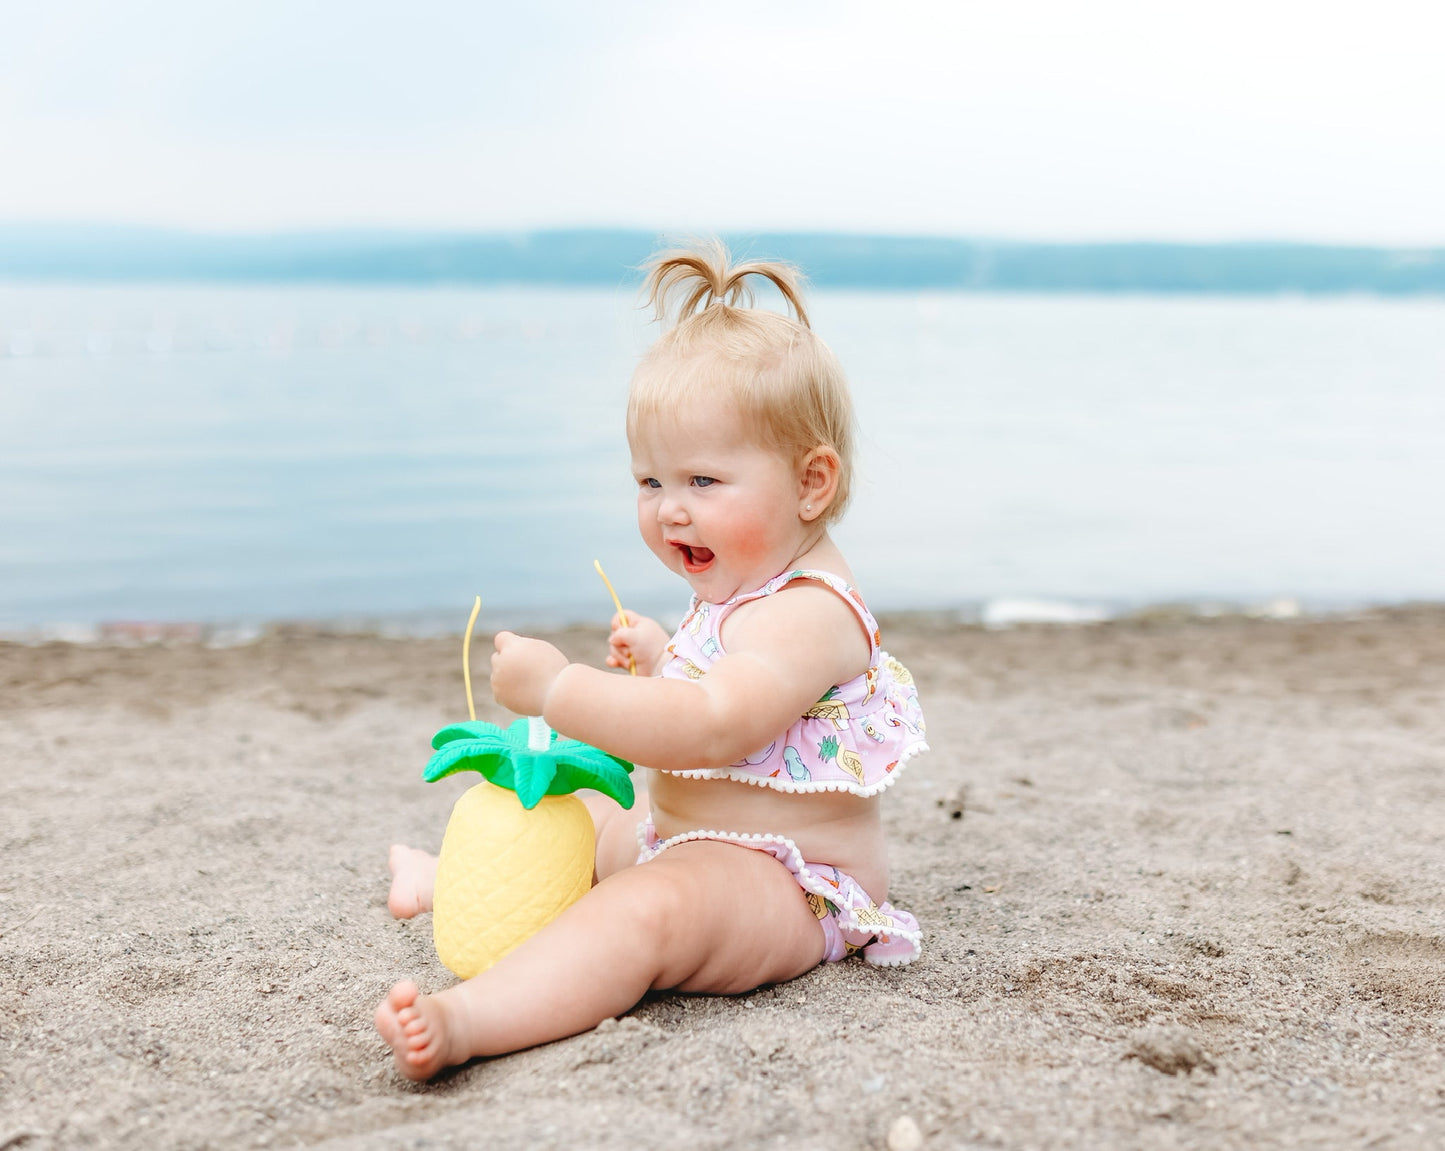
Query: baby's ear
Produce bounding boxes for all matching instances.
[798,445,841,521]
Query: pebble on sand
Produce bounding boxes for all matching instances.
[887,1114,924,1151]
[1125,1025,1215,1076]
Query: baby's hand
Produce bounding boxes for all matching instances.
[606,613,669,675]
[490,632,569,716]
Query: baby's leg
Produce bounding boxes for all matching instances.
[579,788,650,880]
[387,788,644,920]
[375,839,824,1078]
[387,845,438,918]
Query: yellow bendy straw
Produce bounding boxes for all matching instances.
[592,559,637,676]
[462,595,482,720]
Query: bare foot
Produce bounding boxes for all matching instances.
[387,845,438,919]
[374,980,458,1080]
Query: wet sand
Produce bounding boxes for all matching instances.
[2,610,1443,1148]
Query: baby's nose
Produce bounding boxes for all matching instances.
[658,493,690,524]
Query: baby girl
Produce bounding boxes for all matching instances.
[376,241,926,1078]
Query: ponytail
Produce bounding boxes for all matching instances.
[642,238,811,329]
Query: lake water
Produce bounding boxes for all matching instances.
[1,282,1442,635]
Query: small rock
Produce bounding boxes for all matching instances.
[1125,1025,1215,1076]
[935,787,966,821]
[1182,937,1226,958]
[887,1115,923,1151]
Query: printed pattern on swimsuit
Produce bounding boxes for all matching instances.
[658,568,928,796]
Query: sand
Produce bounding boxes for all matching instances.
[2,610,1443,1149]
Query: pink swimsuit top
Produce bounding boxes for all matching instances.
[657,568,928,796]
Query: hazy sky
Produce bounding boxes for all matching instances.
[2,0,1442,242]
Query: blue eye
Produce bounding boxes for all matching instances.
[691,476,716,488]
[639,477,661,489]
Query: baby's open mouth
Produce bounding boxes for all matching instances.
[674,543,715,572]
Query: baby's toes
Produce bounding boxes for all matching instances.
[387,979,420,1011]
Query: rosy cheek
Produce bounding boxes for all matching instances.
[725,522,775,562]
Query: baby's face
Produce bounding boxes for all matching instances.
[629,397,809,604]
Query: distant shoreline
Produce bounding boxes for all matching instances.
[2,226,1443,295]
[5,599,1442,648]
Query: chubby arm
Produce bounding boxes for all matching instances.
[491,584,869,771]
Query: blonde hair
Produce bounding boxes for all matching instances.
[628,239,857,523]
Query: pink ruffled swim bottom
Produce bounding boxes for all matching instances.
[636,819,922,967]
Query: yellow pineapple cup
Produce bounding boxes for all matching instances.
[423,714,634,979]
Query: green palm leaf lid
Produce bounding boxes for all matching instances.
[425,715,635,812]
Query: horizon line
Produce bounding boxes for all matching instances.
[3,220,1445,252]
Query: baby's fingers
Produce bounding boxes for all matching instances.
[607,625,639,669]
[607,630,632,659]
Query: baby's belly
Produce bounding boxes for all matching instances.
[645,769,891,900]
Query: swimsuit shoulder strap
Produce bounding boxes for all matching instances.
[716,568,880,658]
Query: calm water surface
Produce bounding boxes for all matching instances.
[1,283,1442,632]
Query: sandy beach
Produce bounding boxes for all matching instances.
[2,609,1443,1149]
